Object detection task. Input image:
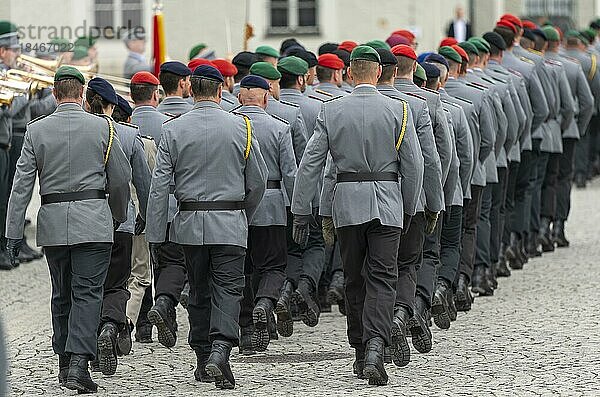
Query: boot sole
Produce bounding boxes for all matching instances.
[431,297,451,330]
[205,363,235,390]
[97,333,117,376]
[454,288,472,312]
[471,286,494,297]
[390,322,410,367]
[362,364,388,386]
[179,293,189,310]
[147,309,176,348]
[291,291,319,327]
[252,307,270,351]
[408,317,432,353]
[65,378,97,394]
[274,301,294,337]
[327,288,347,315]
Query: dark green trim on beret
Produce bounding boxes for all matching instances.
[350,45,381,63]
[54,65,85,85]
[249,61,282,80]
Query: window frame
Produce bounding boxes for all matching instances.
[267,0,319,36]
[93,0,145,40]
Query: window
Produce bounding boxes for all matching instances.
[524,0,574,17]
[94,0,144,38]
[268,0,319,35]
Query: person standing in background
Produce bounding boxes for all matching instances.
[447,6,472,42]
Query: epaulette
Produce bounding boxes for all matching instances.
[163,113,182,123]
[27,114,49,125]
[452,95,473,104]
[386,95,408,105]
[520,56,535,64]
[420,87,440,95]
[323,96,341,103]
[489,67,510,76]
[270,113,290,124]
[441,98,462,109]
[228,104,242,113]
[164,112,177,118]
[308,95,326,102]
[489,76,507,84]
[140,135,154,141]
[402,91,427,101]
[117,121,139,129]
[479,76,497,85]
[314,89,334,97]
[466,82,487,90]
[528,48,543,56]
[560,55,580,64]
[280,99,299,108]
[221,96,234,104]
[507,68,523,77]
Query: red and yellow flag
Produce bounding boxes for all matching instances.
[152,3,166,77]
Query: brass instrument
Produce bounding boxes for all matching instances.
[16,54,60,74]
[0,90,16,105]
[5,69,54,87]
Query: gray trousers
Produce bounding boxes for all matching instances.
[286,208,325,289]
[45,243,112,358]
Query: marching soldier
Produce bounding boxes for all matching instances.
[5,66,131,393]
[157,61,193,115]
[255,45,280,66]
[123,30,152,79]
[232,51,258,96]
[146,64,268,389]
[312,53,348,99]
[212,58,241,111]
[292,46,424,386]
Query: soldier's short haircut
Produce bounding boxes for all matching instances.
[256,54,275,63]
[489,45,502,57]
[53,79,83,101]
[547,41,560,51]
[349,60,378,81]
[378,65,396,83]
[425,76,440,90]
[316,66,334,82]
[566,37,581,46]
[280,72,299,89]
[431,62,448,82]
[191,76,221,99]
[493,26,515,49]
[533,36,546,52]
[159,71,185,95]
[447,59,462,74]
[396,56,416,76]
[130,83,157,103]
[234,66,250,83]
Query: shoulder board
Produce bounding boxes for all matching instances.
[270,113,290,124]
[466,82,486,90]
[117,121,139,129]
[308,95,326,102]
[490,76,507,84]
[545,59,562,66]
[386,95,408,105]
[163,114,182,124]
[441,99,462,109]
[452,95,473,104]
[507,68,523,77]
[228,104,242,113]
[520,56,535,64]
[561,54,580,64]
[279,99,299,108]
[443,108,451,114]
[221,96,234,104]
[314,89,334,97]
[403,91,427,101]
[489,67,509,75]
[323,96,341,103]
[27,113,49,125]
[140,135,154,141]
[480,76,497,85]
[528,48,543,56]
[420,87,440,95]
[164,112,177,118]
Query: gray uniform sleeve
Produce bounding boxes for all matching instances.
[492,93,507,157]
[291,109,308,165]
[399,111,424,217]
[433,96,452,185]
[130,135,152,218]
[501,89,518,156]
[529,71,550,133]
[509,81,527,146]
[455,108,474,197]
[5,131,37,239]
[279,124,298,202]
[319,154,336,217]
[29,89,57,119]
[443,116,459,207]
[417,103,444,212]
[576,66,594,135]
[478,97,495,163]
[146,129,174,243]
[0,95,28,118]
[558,68,575,132]
[244,134,268,222]
[105,131,132,223]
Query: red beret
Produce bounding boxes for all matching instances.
[439,37,458,48]
[386,34,410,47]
[555,26,563,40]
[211,58,238,77]
[338,40,358,53]
[522,20,538,30]
[496,20,518,34]
[187,58,214,72]
[451,44,469,63]
[500,13,522,28]
[392,29,415,41]
[391,44,417,60]
[317,53,345,69]
[131,71,159,85]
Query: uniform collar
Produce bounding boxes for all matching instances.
[193,100,221,110]
[55,102,83,112]
[394,78,414,87]
[280,88,303,97]
[238,105,266,114]
[161,96,186,103]
[132,105,158,114]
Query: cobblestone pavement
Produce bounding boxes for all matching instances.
[2,182,600,396]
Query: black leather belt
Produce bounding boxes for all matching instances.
[267,180,281,189]
[0,143,9,151]
[41,189,106,205]
[336,172,398,183]
[13,127,26,135]
[179,201,245,211]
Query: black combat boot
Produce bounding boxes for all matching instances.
[239,326,256,355]
[0,250,13,271]
[471,265,493,296]
[179,281,190,309]
[362,337,388,386]
[552,219,570,248]
[65,354,98,394]
[268,311,278,340]
[495,245,512,277]
[520,234,530,263]
[526,232,542,258]
[486,266,498,290]
[134,322,153,344]
[539,217,555,252]
[353,345,366,379]
[575,173,586,188]
[58,353,70,386]
[116,319,133,356]
[274,279,295,337]
[17,237,40,262]
[455,273,472,312]
[409,295,433,353]
[431,278,451,330]
[292,278,320,327]
[252,298,274,352]
[194,348,215,383]
[327,270,345,315]
[318,284,331,313]
[97,322,118,376]
[390,306,411,367]
[506,232,523,270]
[205,340,235,389]
[447,289,457,322]
[148,295,177,348]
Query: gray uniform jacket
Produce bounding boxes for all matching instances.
[221,90,241,111]
[12,88,57,132]
[0,96,28,146]
[157,96,193,116]
[266,97,308,164]
[123,52,152,79]
[444,77,495,187]
[394,78,452,189]
[555,52,594,139]
[377,85,444,213]
[146,101,268,247]
[5,103,132,246]
[292,85,424,230]
[442,98,473,205]
[313,82,348,99]
[114,121,151,234]
[442,108,461,206]
[236,106,297,226]
[542,58,575,153]
[562,48,600,114]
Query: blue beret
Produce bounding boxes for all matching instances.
[421,62,441,79]
[160,61,191,76]
[192,65,224,82]
[87,77,118,105]
[116,94,132,117]
[240,75,270,90]
[416,52,433,64]
[424,53,449,70]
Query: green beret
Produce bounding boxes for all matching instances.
[249,61,282,80]
[439,46,462,64]
[468,37,490,53]
[0,20,17,36]
[542,26,560,42]
[350,45,381,63]
[255,45,280,58]
[581,28,597,43]
[364,40,391,50]
[74,36,96,49]
[49,37,70,46]
[565,29,585,42]
[71,45,89,61]
[414,63,426,81]
[458,41,479,56]
[188,43,207,60]
[54,65,85,85]
[277,56,308,76]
